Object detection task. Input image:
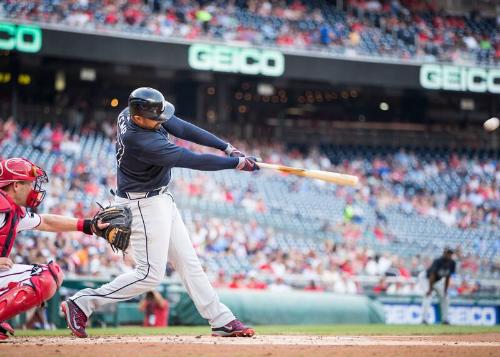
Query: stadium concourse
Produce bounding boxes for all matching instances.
[2,0,499,65]
[0,118,498,297]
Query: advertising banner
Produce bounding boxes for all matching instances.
[383,303,498,326]
[3,23,495,94]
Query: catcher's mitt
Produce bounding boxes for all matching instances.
[91,205,132,253]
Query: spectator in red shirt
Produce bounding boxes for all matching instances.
[398,264,411,279]
[212,270,228,288]
[138,290,169,327]
[20,127,32,145]
[228,274,244,289]
[73,161,88,176]
[304,280,324,292]
[84,181,99,196]
[276,33,294,46]
[73,202,85,219]
[246,273,267,290]
[457,280,478,295]
[104,11,118,25]
[373,277,388,294]
[224,189,234,203]
[51,159,66,177]
[51,126,64,153]
[123,4,144,26]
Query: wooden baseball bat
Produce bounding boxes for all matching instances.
[257,162,359,186]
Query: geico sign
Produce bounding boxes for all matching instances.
[420,64,500,93]
[188,44,284,77]
[0,23,42,53]
[448,306,497,326]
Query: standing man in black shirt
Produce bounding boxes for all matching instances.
[420,248,456,324]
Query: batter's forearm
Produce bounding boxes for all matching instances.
[175,150,239,171]
[165,116,227,150]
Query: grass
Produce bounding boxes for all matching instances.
[15,324,500,337]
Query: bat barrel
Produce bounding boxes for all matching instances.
[309,170,359,186]
[257,163,359,186]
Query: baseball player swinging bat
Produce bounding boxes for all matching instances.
[257,162,359,186]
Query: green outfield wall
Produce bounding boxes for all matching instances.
[172,288,385,325]
[18,280,497,328]
[38,280,384,327]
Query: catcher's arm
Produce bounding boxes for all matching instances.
[36,214,109,233]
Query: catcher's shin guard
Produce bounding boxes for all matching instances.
[0,262,64,322]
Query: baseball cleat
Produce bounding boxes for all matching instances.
[61,300,88,338]
[211,319,255,337]
[0,322,14,335]
[0,322,14,341]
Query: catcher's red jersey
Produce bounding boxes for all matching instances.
[0,190,25,257]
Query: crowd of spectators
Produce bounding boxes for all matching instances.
[1,0,498,64]
[0,117,498,296]
[174,137,499,231]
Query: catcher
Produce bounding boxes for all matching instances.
[0,157,128,339]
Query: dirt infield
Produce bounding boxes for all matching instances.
[2,334,499,357]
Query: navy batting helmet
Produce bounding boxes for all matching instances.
[128,87,175,122]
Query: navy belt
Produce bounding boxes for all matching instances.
[115,186,169,200]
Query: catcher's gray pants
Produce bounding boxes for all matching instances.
[70,192,235,328]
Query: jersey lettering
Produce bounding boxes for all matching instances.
[115,107,183,192]
[116,110,127,167]
[437,268,451,279]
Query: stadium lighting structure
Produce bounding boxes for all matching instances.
[17,74,31,86]
[55,71,65,92]
[80,68,96,81]
[460,98,474,111]
[257,83,274,96]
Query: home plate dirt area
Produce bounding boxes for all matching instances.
[2,334,499,357]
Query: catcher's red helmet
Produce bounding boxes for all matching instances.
[0,158,48,208]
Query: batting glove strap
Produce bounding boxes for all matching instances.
[225,143,245,158]
[83,219,93,235]
[236,157,260,171]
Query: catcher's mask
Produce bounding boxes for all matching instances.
[0,157,48,208]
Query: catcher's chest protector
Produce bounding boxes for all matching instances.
[0,190,24,257]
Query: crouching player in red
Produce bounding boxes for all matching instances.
[0,158,107,339]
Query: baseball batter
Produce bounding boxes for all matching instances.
[0,157,107,340]
[62,87,258,338]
